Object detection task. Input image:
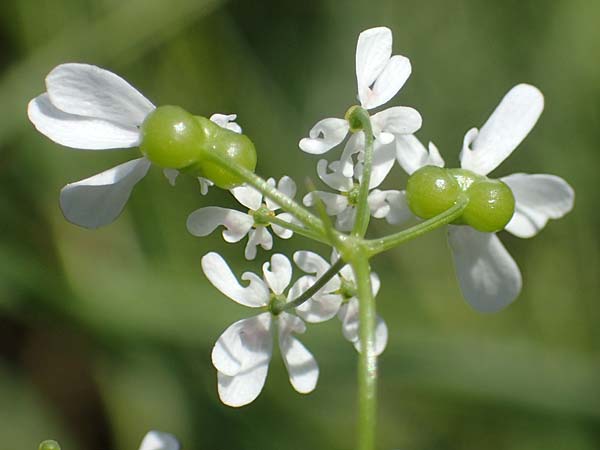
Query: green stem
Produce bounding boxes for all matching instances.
[366,195,469,256]
[351,108,375,238]
[351,251,377,450]
[204,151,326,235]
[280,258,346,312]
[268,215,331,245]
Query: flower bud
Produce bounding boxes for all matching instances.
[39,440,61,450]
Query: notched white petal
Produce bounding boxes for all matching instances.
[299,118,349,154]
[383,190,414,225]
[372,106,422,136]
[201,252,269,307]
[338,298,388,356]
[245,226,273,260]
[262,253,293,295]
[365,55,412,109]
[210,113,242,134]
[291,276,343,323]
[271,213,296,239]
[231,184,263,210]
[186,207,254,243]
[303,191,349,215]
[356,27,393,108]
[215,313,273,407]
[46,63,154,126]
[448,226,522,313]
[395,134,445,175]
[138,431,180,450]
[265,176,297,211]
[317,159,353,192]
[28,94,140,150]
[59,157,150,228]
[502,173,574,238]
[460,84,544,176]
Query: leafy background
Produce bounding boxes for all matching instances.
[1,0,599,449]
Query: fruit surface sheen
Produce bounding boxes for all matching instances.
[406,166,515,233]
[140,106,257,189]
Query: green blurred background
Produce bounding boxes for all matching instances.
[1,0,599,449]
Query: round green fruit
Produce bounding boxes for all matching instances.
[461,179,515,232]
[406,165,461,219]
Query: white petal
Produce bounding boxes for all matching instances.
[372,106,422,136]
[278,313,319,394]
[138,431,180,450]
[245,227,273,260]
[367,189,390,218]
[299,118,350,154]
[231,184,263,210]
[303,191,349,215]
[335,206,356,232]
[316,159,353,192]
[367,141,396,189]
[338,298,387,356]
[201,252,270,307]
[460,84,544,175]
[186,207,254,242]
[197,177,214,195]
[46,63,154,126]
[271,213,295,239]
[383,190,414,225]
[28,94,140,150]
[265,176,297,211]
[210,113,242,134]
[356,27,392,109]
[448,226,522,313]
[395,135,445,175]
[339,133,363,178]
[163,168,178,186]
[364,55,412,109]
[216,313,273,407]
[502,173,575,238]
[293,251,331,277]
[212,314,272,376]
[262,253,292,295]
[59,157,150,228]
[291,276,343,323]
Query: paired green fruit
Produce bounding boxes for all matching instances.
[140,106,257,189]
[406,166,515,233]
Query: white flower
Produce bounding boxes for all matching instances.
[299,27,422,175]
[139,431,180,450]
[187,176,297,260]
[295,251,388,355]
[202,252,324,407]
[28,63,239,228]
[396,84,575,312]
[303,149,402,231]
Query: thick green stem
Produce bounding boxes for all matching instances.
[204,151,326,235]
[351,251,377,450]
[366,195,470,256]
[279,258,346,313]
[351,108,375,238]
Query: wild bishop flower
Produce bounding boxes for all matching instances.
[28,63,255,228]
[399,84,575,312]
[202,252,333,407]
[299,26,422,180]
[187,176,298,260]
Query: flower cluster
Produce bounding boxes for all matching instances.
[27,25,574,412]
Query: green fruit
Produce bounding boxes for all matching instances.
[461,179,515,232]
[140,106,257,189]
[39,440,61,450]
[406,166,460,219]
[191,117,257,189]
[140,105,204,169]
